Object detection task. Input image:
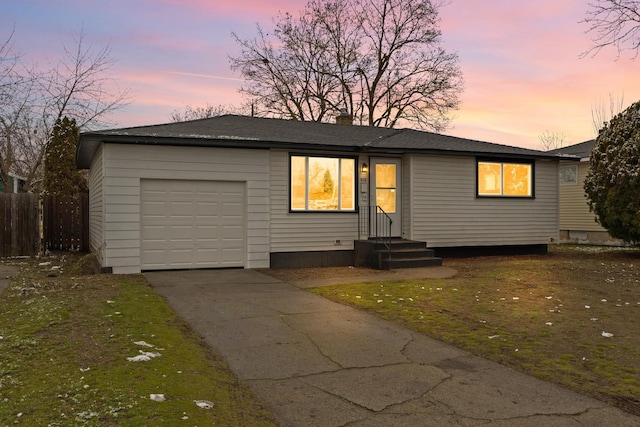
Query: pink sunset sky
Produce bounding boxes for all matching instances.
[2,0,638,150]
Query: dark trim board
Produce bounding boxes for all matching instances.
[270,244,549,269]
[270,250,354,269]
[433,244,548,258]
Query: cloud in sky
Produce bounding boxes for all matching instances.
[2,0,638,149]
[439,0,639,148]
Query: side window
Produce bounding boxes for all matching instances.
[559,165,577,185]
[477,160,534,197]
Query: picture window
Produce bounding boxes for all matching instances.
[291,155,356,211]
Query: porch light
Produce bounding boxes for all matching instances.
[361,162,369,174]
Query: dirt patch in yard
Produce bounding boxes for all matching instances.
[259,265,457,288]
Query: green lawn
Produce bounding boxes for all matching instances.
[0,255,278,426]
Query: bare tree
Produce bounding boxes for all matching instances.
[230,0,463,132]
[538,130,566,151]
[40,30,130,130]
[170,103,245,122]
[581,0,640,59]
[591,92,626,135]
[0,30,34,192]
[0,29,130,192]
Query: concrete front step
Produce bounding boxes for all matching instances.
[378,248,436,260]
[382,256,443,269]
[355,239,443,270]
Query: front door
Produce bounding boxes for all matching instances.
[370,158,401,237]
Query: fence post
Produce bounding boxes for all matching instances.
[81,193,89,252]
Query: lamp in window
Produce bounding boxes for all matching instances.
[361,162,369,175]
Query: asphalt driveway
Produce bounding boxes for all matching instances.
[145,268,640,426]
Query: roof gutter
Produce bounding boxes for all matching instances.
[77,132,577,169]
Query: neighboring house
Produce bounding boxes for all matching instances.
[76,115,570,274]
[0,172,27,193]
[551,140,622,246]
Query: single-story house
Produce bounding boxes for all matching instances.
[551,140,622,245]
[76,114,572,274]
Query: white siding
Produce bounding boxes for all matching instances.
[88,144,104,263]
[101,144,270,273]
[402,154,411,238]
[269,150,359,252]
[408,155,559,247]
[559,161,606,232]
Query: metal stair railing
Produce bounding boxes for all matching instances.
[359,205,393,263]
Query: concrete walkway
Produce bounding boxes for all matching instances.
[145,269,640,427]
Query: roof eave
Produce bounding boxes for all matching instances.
[77,133,573,168]
[76,134,364,168]
[359,146,572,161]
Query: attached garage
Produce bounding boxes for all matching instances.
[140,179,246,270]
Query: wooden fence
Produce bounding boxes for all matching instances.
[43,194,89,253]
[0,193,40,257]
[0,193,89,257]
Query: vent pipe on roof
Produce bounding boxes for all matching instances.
[336,109,353,125]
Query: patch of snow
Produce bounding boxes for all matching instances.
[601,331,614,338]
[488,335,500,339]
[150,394,165,402]
[194,400,214,409]
[134,341,155,348]
[127,351,161,362]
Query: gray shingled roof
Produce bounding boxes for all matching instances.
[549,140,595,159]
[77,114,569,168]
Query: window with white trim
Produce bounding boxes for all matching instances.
[559,165,577,185]
[290,155,356,211]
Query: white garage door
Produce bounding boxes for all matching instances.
[140,179,245,270]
